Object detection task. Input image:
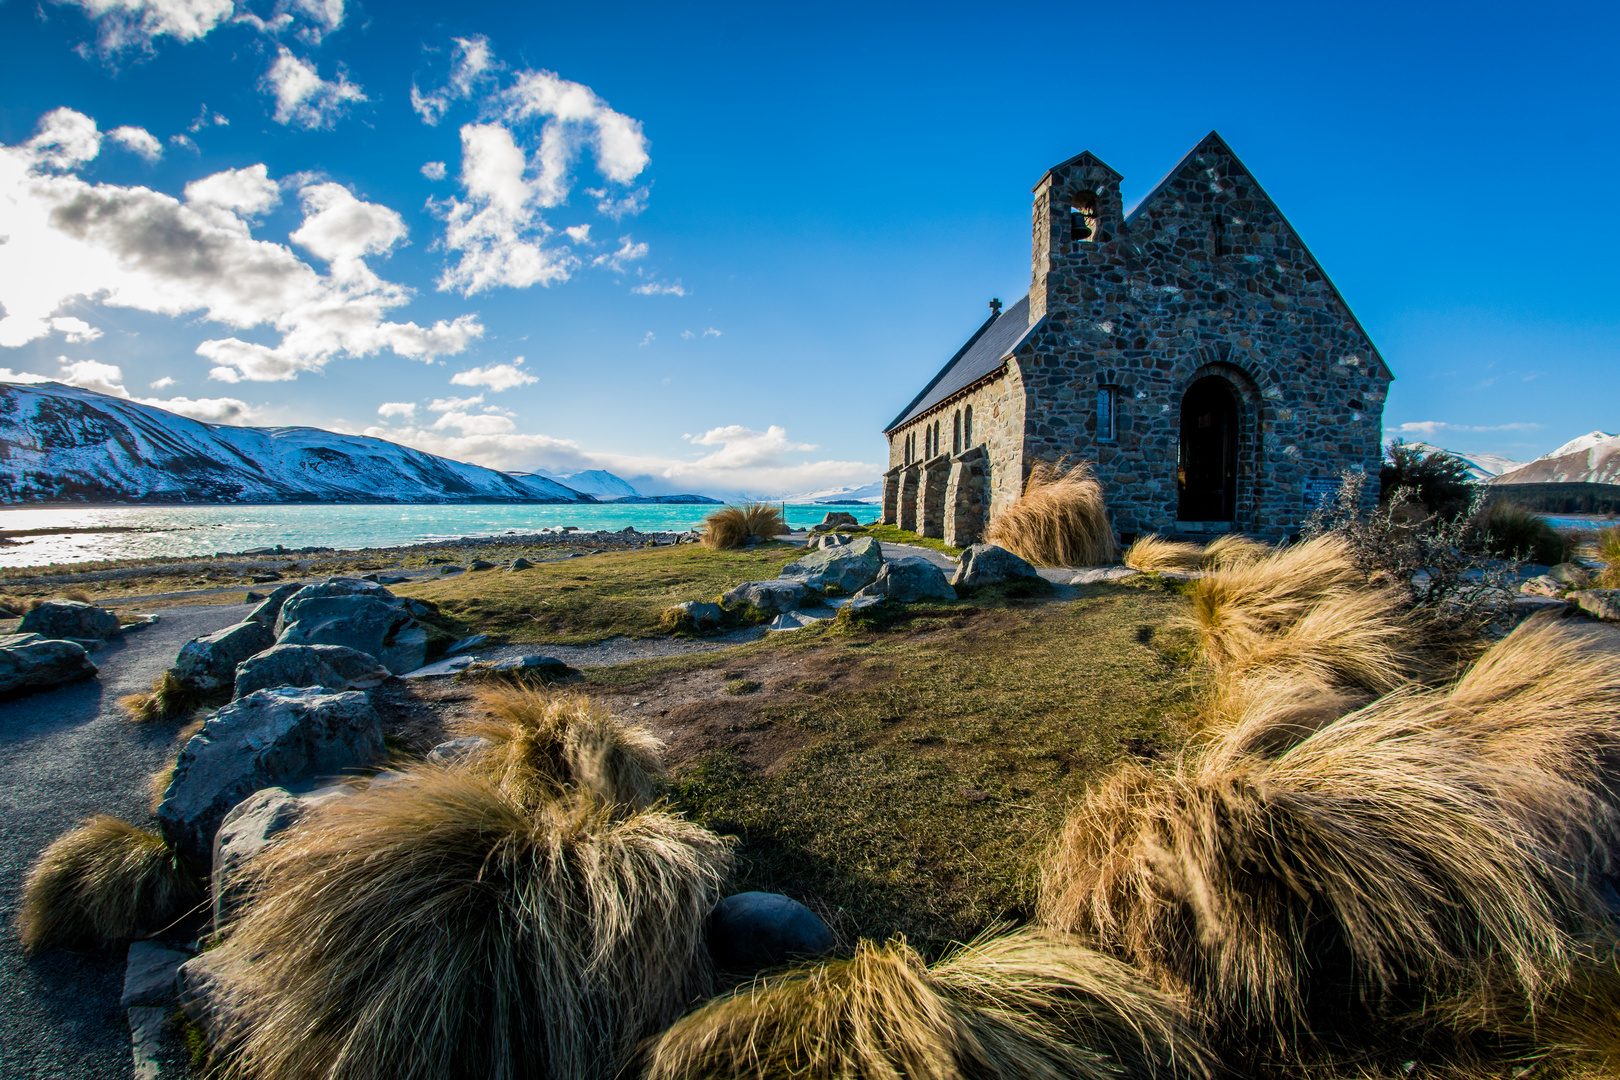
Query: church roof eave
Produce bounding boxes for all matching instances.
[883,297,1040,434]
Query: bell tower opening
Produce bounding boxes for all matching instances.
[1069,190,1098,251]
[1177,376,1240,522]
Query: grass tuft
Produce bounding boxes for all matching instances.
[985,460,1117,568]
[701,503,786,550]
[454,685,668,813]
[16,816,201,953]
[1597,526,1620,588]
[120,671,200,723]
[1479,502,1567,565]
[641,929,1212,1080]
[208,770,732,1080]
[1122,536,1203,573]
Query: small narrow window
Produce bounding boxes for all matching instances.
[1212,212,1226,257]
[1097,388,1117,442]
[952,410,961,455]
[1070,190,1098,251]
[964,405,973,446]
[935,420,943,456]
[924,427,931,460]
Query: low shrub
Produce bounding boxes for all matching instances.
[641,930,1212,1080]
[700,503,786,550]
[1479,502,1566,565]
[15,816,201,953]
[120,671,200,723]
[454,686,667,813]
[985,460,1117,568]
[208,772,732,1080]
[1380,439,1474,514]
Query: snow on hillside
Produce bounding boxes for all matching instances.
[1407,442,1525,482]
[1492,431,1620,486]
[527,468,640,500]
[775,480,884,503]
[0,381,589,504]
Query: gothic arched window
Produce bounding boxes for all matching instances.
[952,410,961,455]
[964,404,974,446]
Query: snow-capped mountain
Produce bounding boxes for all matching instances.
[1406,442,1525,482]
[0,381,588,504]
[774,480,884,503]
[527,468,640,500]
[1492,431,1620,486]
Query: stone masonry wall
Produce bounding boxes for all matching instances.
[886,367,1029,529]
[1012,135,1390,539]
[943,447,989,547]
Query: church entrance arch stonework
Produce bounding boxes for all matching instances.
[880,131,1390,544]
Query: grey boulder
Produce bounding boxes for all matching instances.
[1574,589,1620,622]
[277,584,426,675]
[665,601,724,632]
[19,600,122,640]
[721,580,808,615]
[768,611,831,631]
[1521,575,1564,597]
[425,736,492,766]
[951,544,1041,589]
[122,940,190,1010]
[173,620,275,696]
[479,654,578,680]
[211,783,352,929]
[0,633,97,696]
[232,642,392,700]
[156,687,384,863]
[779,536,883,595]
[273,578,399,636]
[707,891,834,973]
[245,582,304,627]
[508,557,534,571]
[854,556,956,603]
[814,511,859,531]
[1068,566,1141,585]
[1550,562,1593,586]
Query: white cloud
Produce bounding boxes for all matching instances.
[187,105,229,132]
[591,236,647,272]
[263,48,366,129]
[0,368,52,384]
[377,401,415,418]
[432,409,514,435]
[639,331,654,346]
[50,316,103,342]
[410,36,497,126]
[684,424,816,469]
[450,358,537,392]
[416,39,652,296]
[45,355,256,421]
[169,133,199,152]
[107,125,163,161]
[289,182,406,262]
[184,163,281,218]
[234,0,345,43]
[564,224,590,242]
[704,327,721,337]
[420,161,447,181]
[427,394,483,412]
[55,0,235,55]
[587,185,649,220]
[680,330,694,340]
[1388,421,1541,436]
[0,108,482,382]
[149,375,176,389]
[631,279,685,296]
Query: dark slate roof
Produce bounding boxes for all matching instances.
[883,296,1036,433]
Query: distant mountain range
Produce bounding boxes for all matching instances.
[1405,442,1526,481]
[1490,431,1620,486]
[0,381,715,505]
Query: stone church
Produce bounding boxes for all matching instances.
[881,131,1392,546]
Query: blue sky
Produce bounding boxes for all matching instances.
[1,0,1615,496]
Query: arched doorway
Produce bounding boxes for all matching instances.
[1177,375,1240,522]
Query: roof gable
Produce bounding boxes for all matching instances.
[883,296,1037,433]
[1034,150,1122,190]
[1126,131,1392,381]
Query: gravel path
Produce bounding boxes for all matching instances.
[0,604,245,1080]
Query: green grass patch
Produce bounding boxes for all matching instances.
[661,586,1200,957]
[837,522,963,556]
[394,541,806,645]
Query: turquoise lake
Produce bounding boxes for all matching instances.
[0,502,882,567]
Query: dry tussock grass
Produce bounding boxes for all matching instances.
[1122,536,1203,573]
[985,461,1117,567]
[209,768,732,1080]
[1041,617,1620,1064]
[120,670,200,723]
[642,930,1212,1080]
[1598,526,1620,588]
[1198,533,1270,569]
[701,503,785,550]
[455,685,666,812]
[16,816,201,953]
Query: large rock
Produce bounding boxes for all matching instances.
[663,601,723,632]
[854,556,956,603]
[720,580,808,616]
[156,687,384,863]
[951,544,1040,589]
[172,620,275,696]
[1574,589,1620,622]
[1521,575,1564,597]
[815,511,859,530]
[779,536,883,595]
[707,891,834,973]
[122,941,190,1009]
[1550,562,1593,587]
[18,600,121,640]
[232,643,392,699]
[245,582,304,627]
[0,633,97,695]
[425,736,492,767]
[277,581,426,674]
[211,783,351,929]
